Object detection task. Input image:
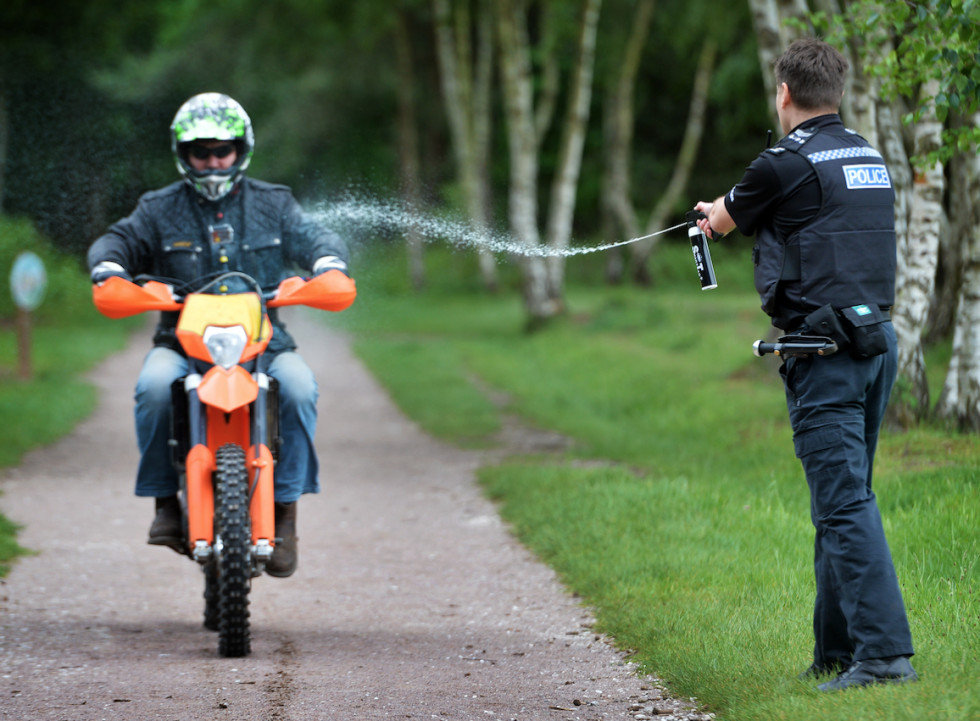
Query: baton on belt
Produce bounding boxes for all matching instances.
[684,210,717,290]
[752,335,839,357]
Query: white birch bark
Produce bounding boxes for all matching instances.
[496,0,602,325]
[432,0,498,291]
[889,81,944,426]
[495,0,553,322]
[544,0,602,300]
[600,0,654,283]
[937,111,980,430]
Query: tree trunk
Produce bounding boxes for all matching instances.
[543,0,602,302]
[495,0,554,325]
[746,0,810,125]
[600,0,654,284]
[924,110,971,344]
[888,81,944,427]
[496,0,602,328]
[936,111,980,430]
[630,37,716,285]
[433,0,498,291]
[395,11,426,291]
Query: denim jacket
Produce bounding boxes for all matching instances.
[88,178,348,355]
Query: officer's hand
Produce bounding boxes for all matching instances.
[90,261,132,285]
[693,202,715,238]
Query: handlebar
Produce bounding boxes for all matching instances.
[753,335,838,358]
[93,270,355,319]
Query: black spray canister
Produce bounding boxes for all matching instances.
[684,210,717,290]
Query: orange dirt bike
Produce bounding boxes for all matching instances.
[93,269,355,657]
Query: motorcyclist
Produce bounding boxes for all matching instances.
[87,92,350,577]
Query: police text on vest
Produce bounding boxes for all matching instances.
[843,164,891,189]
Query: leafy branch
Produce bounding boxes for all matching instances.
[808,0,980,166]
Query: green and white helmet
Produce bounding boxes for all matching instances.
[170,93,255,201]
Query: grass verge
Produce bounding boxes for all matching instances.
[328,241,979,721]
[0,241,141,575]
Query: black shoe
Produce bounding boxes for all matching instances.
[818,656,918,691]
[266,501,298,578]
[147,495,183,551]
[799,659,848,680]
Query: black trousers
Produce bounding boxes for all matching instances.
[779,322,914,664]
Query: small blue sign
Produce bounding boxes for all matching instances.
[10,251,47,311]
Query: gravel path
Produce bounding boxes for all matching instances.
[0,310,710,721]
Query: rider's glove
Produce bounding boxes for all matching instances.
[90,261,132,285]
[312,255,350,278]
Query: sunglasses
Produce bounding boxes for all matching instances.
[187,143,236,160]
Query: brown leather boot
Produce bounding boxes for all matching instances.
[267,501,298,577]
[147,495,182,550]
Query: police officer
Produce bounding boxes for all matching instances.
[694,38,916,690]
[88,93,350,578]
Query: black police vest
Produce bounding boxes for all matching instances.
[754,125,896,317]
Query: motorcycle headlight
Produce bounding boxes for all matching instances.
[202,325,249,369]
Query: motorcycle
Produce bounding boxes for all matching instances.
[93,269,356,657]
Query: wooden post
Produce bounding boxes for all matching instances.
[16,306,32,381]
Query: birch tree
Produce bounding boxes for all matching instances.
[599,0,655,283]
[937,111,980,429]
[432,0,498,291]
[543,0,602,299]
[823,0,980,428]
[495,0,602,327]
[890,80,944,426]
[630,37,716,285]
[751,0,980,428]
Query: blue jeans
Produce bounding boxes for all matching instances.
[780,321,913,665]
[133,347,319,503]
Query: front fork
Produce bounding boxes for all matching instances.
[180,371,277,567]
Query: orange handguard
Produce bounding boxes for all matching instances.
[268,269,356,311]
[92,277,181,318]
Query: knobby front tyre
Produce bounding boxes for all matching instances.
[214,443,252,657]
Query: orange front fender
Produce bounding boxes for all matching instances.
[196,365,258,413]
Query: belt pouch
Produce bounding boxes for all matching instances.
[839,304,888,359]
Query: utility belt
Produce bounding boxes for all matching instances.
[796,303,891,359]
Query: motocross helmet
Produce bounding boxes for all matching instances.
[170,93,254,202]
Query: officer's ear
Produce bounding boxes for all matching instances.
[778,82,793,110]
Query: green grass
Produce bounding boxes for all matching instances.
[329,241,980,721]
[0,225,142,574]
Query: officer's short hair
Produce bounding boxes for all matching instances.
[774,38,849,111]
